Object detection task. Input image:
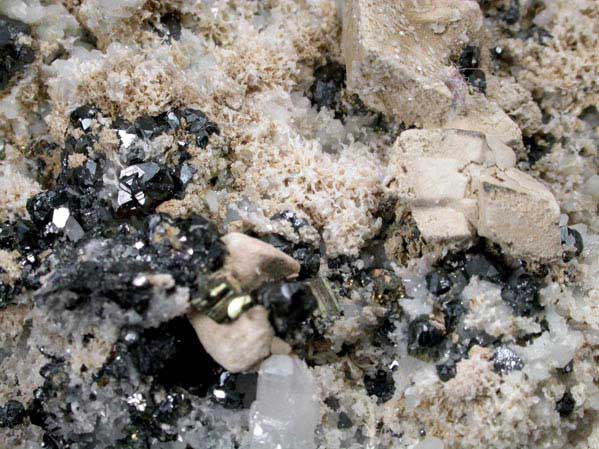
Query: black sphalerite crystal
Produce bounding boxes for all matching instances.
[556,390,575,417]
[117,162,177,216]
[501,269,541,316]
[561,227,583,261]
[0,15,35,90]
[181,108,219,147]
[210,371,258,409]
[101,318,222,395]
[464,254,502,282]
[70,104,98,131]
[159,12,182,41]
[425,270,453,295]
[458,46,486,93]
[364,369,395,404]
[309,61,346,117]
[436,361,457,382]
[271,209,309,232]
[261,233,321,280]
[408,316,445,350]
[0,400,26,427]
[134,115,168,140]
[492,346,524,375]
[256,281,317,337]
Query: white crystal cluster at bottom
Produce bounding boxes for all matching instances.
[249,355,319,449]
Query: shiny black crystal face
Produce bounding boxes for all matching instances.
[561,226,583,261]
[408,316,445,353]
[157,11,182,41]
[500,269,542,317]
[116,162,176,216]
[70,104,98,131]
[0,15,34,90]
[114,107,219,151]
[256,282,317,337]
[425,270,453,296]
[209,371,258,409]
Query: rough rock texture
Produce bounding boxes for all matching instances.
[190,306,275,373]
[477,167,562,260]
[222,232,301,291]
[342,0,483,126]
[0,0,597,448]
[389,128,560,259]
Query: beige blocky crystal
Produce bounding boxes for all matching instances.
[411,207,473,243]
[189,305,274,373]
[342,0,483,126]
[445,94,523,150]
[221,232,301,292]
[390,128,504,243]
[389,128,561,259]
[477,167,562,260]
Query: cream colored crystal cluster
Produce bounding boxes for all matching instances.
[343,0,561,261]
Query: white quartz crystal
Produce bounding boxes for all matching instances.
[249,355,319,449]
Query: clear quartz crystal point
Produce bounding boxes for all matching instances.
[249,355,318,449]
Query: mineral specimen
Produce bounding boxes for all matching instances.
[0,0,596,448]
[249,355,318,449]
[0,15,34,90]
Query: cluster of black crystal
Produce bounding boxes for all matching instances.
[418,244,547,381]
[429,246,543,317]
[556,390,576,417]
[523,132,555,165]
[95,319,224,445]
[309,60,346,119]
[24,358,71,448]
[326,250,401,306]
[37,213,225,313]
[102,318,222,395]
[255,281,317,338]
[363,369,396,404]
[115,107,219,149]
[1,101,230,445]
[458,45,486,93]
[0,105,222,310]
[0,15,35,90]
[407,316,446,356]
[156,11,182,41]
